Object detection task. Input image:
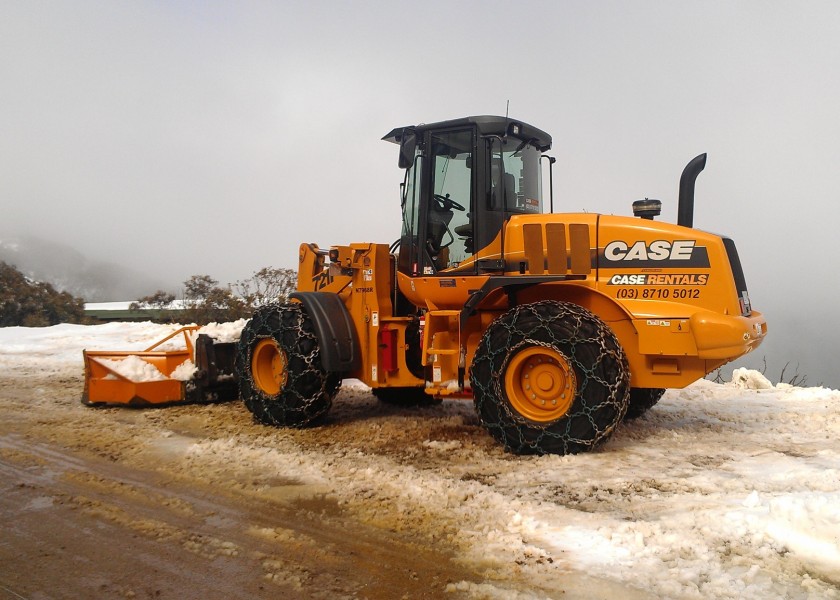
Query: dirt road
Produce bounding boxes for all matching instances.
[1,376,640,600]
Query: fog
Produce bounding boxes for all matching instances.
[2,1,839,386]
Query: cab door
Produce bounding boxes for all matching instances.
[398,127,477,276]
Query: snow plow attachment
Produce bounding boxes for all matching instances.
[82,326,239,407]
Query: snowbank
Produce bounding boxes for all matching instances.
[731,367,775,390]
[0,320,247,380]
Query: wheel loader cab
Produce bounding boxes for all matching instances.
[383,116,552,278]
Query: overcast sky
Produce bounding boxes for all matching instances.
[2,0,839,385]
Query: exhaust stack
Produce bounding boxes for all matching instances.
[677,153,707,228]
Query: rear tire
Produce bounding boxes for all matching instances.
[470,301,630,455]
[235,303,340,427]
[624,388,665,420]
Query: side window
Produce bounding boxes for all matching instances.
[402,155,422,240]
[426,130,474,272]
[398,148,423,274]
[489,139,543,214]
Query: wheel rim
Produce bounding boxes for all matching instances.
[504,346,576,422]
[251,338,288,396]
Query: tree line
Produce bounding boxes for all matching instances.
[130,267,297,324]
[1,262,296,327]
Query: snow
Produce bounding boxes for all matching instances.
[196,319,247,344]
[170,359,198,381]
[84,301,134,311]
[0,321,183,378]
[98,355,168,381]
[731,367,775,390]
[0,320,245,381]
[1,321,839,598]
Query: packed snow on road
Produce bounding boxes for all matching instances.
[0,321,838,599]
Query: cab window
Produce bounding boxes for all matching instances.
[489,138,543,214]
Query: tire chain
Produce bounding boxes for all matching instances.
[471,300,630,455]
[235,302,340,428]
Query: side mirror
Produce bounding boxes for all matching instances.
[398,129,417,169]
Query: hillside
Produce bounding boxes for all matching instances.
[0,233,169,302]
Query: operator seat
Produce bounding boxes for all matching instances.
[454,221,473,254]
[427,203,454,270]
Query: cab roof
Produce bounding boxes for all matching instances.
[382,115,552,152]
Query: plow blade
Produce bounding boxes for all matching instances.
[82,326,239,407]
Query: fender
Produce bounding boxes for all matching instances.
[289,291,361,373]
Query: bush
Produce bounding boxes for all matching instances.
[129,290,177,322]
[131,267,298,325]
[232,267,297,308]
[181,275,248,325]
[0,261,86,327]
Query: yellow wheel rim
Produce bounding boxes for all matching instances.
[251,338,288,396]
[504,346,576,422]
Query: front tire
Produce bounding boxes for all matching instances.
[235,303,340,427]
[470,301,630,455]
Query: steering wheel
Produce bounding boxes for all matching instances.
[433,194,465,212]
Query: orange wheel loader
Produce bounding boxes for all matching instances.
[87,115,767,455]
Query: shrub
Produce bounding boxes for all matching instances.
[0,261,86,327]
[232,267,297,308]
[181,275,248,325]
[131,267,298,325]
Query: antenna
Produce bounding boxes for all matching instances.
[505,100,509,119]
